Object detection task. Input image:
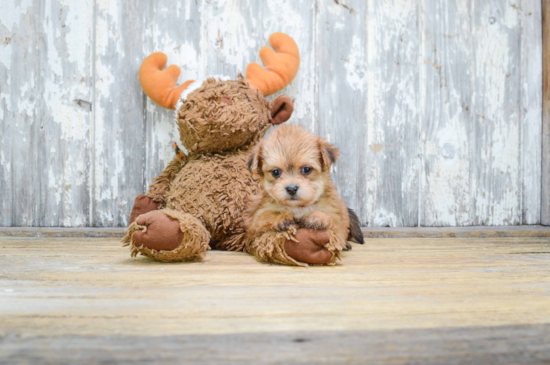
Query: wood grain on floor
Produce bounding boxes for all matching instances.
[0,235,549,364]
[2,225,550,239]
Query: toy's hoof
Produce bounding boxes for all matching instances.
[129,194,161,225]
[134,211,183,251]
[284,228,332,265]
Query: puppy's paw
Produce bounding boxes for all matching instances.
[275,218,297,232]
[301,211,331,230]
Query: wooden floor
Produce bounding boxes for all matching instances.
[1,233,550,364]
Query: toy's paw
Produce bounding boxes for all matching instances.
[129,194,161,225]
[284,228,332,265]
[276,218,297,232]
[300,211,331,230]
[133,211,183,251]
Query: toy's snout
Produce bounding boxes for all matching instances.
[270,96,293,125]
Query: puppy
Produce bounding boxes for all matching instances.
[245,124,364,260]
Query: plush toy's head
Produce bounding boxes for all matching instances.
[139,33,300,155]
[176,77,293,154]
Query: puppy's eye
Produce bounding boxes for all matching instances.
[271,169,282,178]
[300,166,312,175]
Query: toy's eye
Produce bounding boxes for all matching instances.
[301,166,312,175]
[271,169,282,178]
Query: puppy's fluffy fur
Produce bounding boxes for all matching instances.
[245,124,364,255]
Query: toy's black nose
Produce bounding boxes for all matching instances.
[285,185,299,196]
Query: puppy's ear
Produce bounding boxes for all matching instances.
[247,143,263,176]
[319,139,339,171]
[269,95,294,125]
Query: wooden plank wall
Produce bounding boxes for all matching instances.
[0,0,544,227]
[543,0,550,226]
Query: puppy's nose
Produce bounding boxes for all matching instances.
[285,185,299,196]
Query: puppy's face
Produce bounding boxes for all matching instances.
[248,124,339,208]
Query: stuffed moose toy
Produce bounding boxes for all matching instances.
[123,33,341,266]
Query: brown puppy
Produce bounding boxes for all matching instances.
[246,124,363,264]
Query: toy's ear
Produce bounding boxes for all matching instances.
[319,139,339,171]
[270,95,294,125]
[247,144,264,176]
[139,52,194,110]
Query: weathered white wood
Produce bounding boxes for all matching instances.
[365,0,421,227]
[421,0,473,226]
[203,0,316,131]
[0,0,545,227]
[93,0,150,226]
[316,0,368,225]
[0,1,30,227]
[471,0,522,226]
[0,0,93,227]
[520,0,542,224]
[42,0,94,227]
[542,0,550,226]
[144,1,203,191]
[422,0,541,226]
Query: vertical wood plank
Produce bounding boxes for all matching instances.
[543,0,550,225]
[543,1,550,225]
[93,0,149,226]
[0,0,34,226]
[1,0,545,228]
[520,0,542,224]
[203,0,316,131]
[41,0,94,226]
[316,0,368,224]
[366,0,421,227]
[143,1,203,192]
[0,0,93,227]
[471,0,522,225]
[421,0,473,226]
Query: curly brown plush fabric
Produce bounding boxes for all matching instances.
[128,195,161,224]
[147,157,187,203]
[123,74,342,266]
[123,78,277,259]
[246,227,340,267]
[122,33,344,266]
[177,77,271,155]
[164,151,262,251]
[122,209,210,263]
[246,226,303,266]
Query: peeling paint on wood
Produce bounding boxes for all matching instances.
[203,0,316,130]
[317,0,368,225]
[92,0,150,227]
[471,0,523,226]
[0,0,93,227]
[366,0,420,227]
[0,0,544,227]
[144,0,202,212]
[521,0,542,224]
[542,0,550,226]
[421,0,473,227]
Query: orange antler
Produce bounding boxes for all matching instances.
[246,33,300,96]
[138,52,194,110]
